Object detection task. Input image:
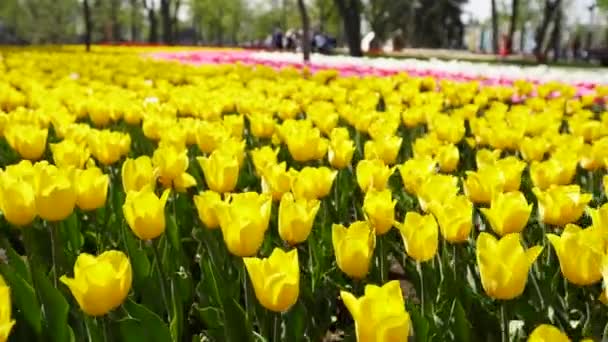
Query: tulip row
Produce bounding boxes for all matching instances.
[0,47,608,342]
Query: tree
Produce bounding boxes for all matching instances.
[491,0,499,53]
[83,0,92,50]
[334,0,363,56]
[507,0,519,53]
[161,0,172,44]
[297,0,311,61]
[143,0,158,43]
[534,0,561,61]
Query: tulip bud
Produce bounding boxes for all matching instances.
[341,281,411,341]
[547,224,603,286]
[244,248,299,312]
[476,232,542,300]
[75,167,109,211]
[51,139,91,169]
[61,251,132,316]
[332,221,375,279]
[278,193,320,245]
[123,188,170,240]
[0,275,15,341]
[121,156,158,193]
[527,324,570,342]
[481,191,532,236]
[397,212,438,262]
[35,164,76,222]
[362,189,395,235]
[356,159,393,193]
[197,149,239,194]
[533,185,591,226]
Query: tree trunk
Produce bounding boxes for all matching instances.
[160,0,172,44]
[145,3,158,43]
[172,0,181,44]
[130,0,138,41]
[297,0,311,62]
[110,0,120,42]
[534,0,560,60]
[334,0,363,57]
[83,0,92,51]
[545,3,562,61]
[508,0,519,53]
[519,21,526,53]
[491,0,499,53]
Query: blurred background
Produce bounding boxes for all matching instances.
[0,0,606,65]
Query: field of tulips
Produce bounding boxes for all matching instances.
[1,46,608,342]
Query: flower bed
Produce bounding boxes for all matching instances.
[0,46,607,341]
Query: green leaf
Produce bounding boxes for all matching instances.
[285,302,307,342]
[61,212,83,254]
[122,299,172,342]
[407,302,430,342]
[34,268,70,342]
[123,226,150,288]
[193,304,223,329]
[0,263,42,335]
[452,299,472,342]
[166,215,181,255]
[223,297,254,342]
[0,238,30,282]
[170,279,183,342]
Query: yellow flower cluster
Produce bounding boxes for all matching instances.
[1,48,608,341]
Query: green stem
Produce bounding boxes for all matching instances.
[99,316,109,342]
[92,210,101,254]
[151,240,171,322]
[242,261,250,319]
[378,236,387,284]
[416,261,424,316]
[49,222,58,287]
[500,302,508,342]
[272,312,280,342]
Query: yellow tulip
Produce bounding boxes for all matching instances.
[121,156,158,193]
[432,115,465,144]
[153,144,194,189]
[244,248,299,312]
[397,212,438,262]
[602,254,608,305]
[193,190,223,229]
[332,221,375,279]
[435,143,459,173]
[0,275,15,342]
[480,191,532,236]
[398,156,437,195]
[261,162,295,201]
[35,165,76,222]
[60,251,132,316]
[285,126,328,162]
[4,123,47,160]
[356,159,393,193]
[123,188,170,240]
[496,157,526,192]
[197,150,239,194]
[463,167,504,205]
[195,121,230,154]
[50,139,91,169]
[476,232,542,300]
[547,224,603,285]
[88,130,130,166]
[291,167,336,200]
[527,324,571,342]
[533,185,592,226]
[530,157,577,190]
[216,192,272,257]
[589,203,608,241]
[363,136,402,165]
[0,165,37,226]
[475,149,502,169]
[278,192,320,245]
[249,112,275,138]
[363,189,395,235]
[430,195,472,243]
[519,137,550,162]
[328,136,355,169]
[223,114,244,139]
[417,174,459,212]
[341,280,411,341]
[250,146,278,175]
[75,167,109,211]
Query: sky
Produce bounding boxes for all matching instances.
[463,0,597,25]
